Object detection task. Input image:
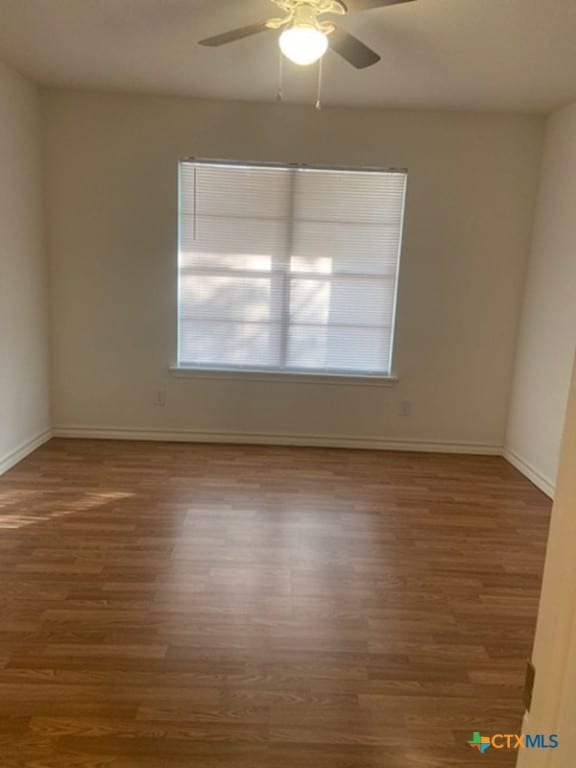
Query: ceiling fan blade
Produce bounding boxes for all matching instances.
[343,0,416,12]
[199,22,270,47]
[330,27,381,69]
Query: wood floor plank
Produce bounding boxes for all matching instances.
[0,439,551,766]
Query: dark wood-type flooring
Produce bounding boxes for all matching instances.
[0,439,551,767]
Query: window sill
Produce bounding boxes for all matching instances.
[168,366,398,388]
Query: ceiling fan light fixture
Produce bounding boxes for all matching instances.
[279,24,329,66]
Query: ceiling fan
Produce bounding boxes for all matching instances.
[199,0,416,70]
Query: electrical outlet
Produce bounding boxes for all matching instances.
[154,389,167,407]
[400,400,412,417]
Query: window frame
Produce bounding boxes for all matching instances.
[175,158,407,383]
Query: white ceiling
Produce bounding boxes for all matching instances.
[0,0,575,112]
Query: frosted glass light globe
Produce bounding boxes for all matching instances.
[279,26,329,66]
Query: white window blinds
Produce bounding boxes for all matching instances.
[178,161,406,376]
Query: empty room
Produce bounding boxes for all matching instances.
[1,0,576,765]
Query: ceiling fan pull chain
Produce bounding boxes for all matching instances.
[315,55,323,111]
[277,48,284,102]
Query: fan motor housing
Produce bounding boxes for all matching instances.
[272,0,348,18]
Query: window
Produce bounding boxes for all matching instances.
[177,160,406,377]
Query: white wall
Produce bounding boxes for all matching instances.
[506,103,576,496]
[43,89,543,451]
[0,61,51,474]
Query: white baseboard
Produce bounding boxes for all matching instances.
[52,425,502,456]
[503,447,555,499]
[0,428,53,477]
[1,426,554,501]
